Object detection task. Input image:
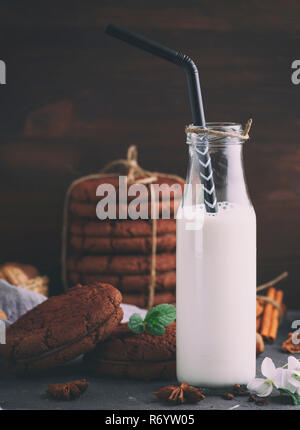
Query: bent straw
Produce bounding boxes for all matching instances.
[105,24,217,213]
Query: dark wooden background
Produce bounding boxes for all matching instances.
[0,0,299,306]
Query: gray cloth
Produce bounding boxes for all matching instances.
[121,303,147,322]
[0,279,46,324]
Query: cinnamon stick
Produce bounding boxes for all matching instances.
[260,287,284,343]
[260,287,275,340]
[269,289,283,342]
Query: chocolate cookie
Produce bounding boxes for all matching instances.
[83,322,176,380]
[67,253,176,275]
[70,233,176,254]
[68,271,176,293]
[69,198,181,220]
[71,176,184,203]
[121,291,176,307]
[1,283,123,374]
[70,219,176,238]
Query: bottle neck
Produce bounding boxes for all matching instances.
[185,141,252,207]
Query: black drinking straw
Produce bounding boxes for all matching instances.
[105,24,217,213]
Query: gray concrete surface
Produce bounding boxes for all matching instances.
[0,310,299,410]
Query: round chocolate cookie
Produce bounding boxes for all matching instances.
[83,322,176,380]
[70,219,176,238]
[1,283,123,374]
[68,271,176,293]
[67,253,176,275]
[70,233,176,254]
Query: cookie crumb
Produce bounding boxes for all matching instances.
[223,393,234,400]
[248,394,268,406]
[254,396,269,406]
[233,384,248,395]
[248,394,257,402]
[46,379,88,401]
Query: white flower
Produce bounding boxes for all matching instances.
[286,356,300,395]
[247,356,300,398]
[247,357,276,397]
[247,378,273,397]
[270,356,300,394]
[261,357,278,380]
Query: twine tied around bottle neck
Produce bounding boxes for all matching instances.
[185,118,253,140]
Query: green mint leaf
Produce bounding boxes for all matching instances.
[128,313,145,334]
[290,393,300,406]
[128,304,176,337]
[145,304,176,327]
[145,321,166,336]
[156,304,176,326]
[278,389,300,405]
[293,373,300,382]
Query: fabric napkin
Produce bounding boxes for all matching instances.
[0,279,46,324]
[121,303,147,322]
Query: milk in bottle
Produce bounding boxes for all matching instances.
[176,123,256,387]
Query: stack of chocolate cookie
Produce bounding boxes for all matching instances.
[65,175,184,307]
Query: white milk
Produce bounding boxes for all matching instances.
[176,202,256,387]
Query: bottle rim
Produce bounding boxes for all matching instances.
[186,122,246,146]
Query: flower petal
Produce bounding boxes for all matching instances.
[273,368,300,393]
[247,378,273,397]
[284,382,298,393]
[287,373,300,391]
[272,368,286,389]
[288,356,300,371]
[261,357,276,379]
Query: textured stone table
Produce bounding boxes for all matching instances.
[0,311,299,410]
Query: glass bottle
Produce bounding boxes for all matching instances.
[176,122,256,387]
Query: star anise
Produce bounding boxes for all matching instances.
[46,379,88,401]
[154,382,205,405]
